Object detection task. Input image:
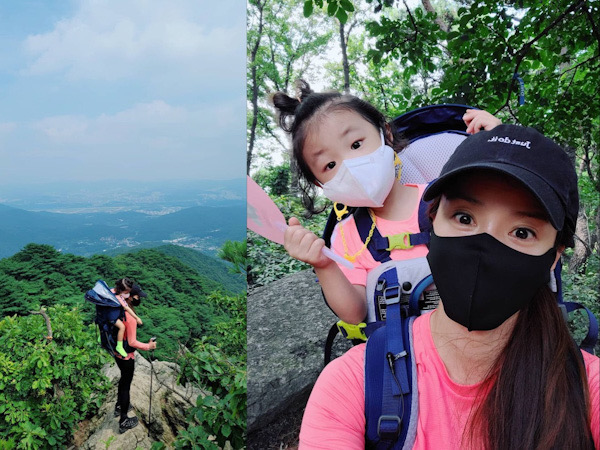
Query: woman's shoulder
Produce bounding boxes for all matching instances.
[582,350,599,385]
[315,344,366,395]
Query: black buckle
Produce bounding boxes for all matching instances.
[377,415,402,440]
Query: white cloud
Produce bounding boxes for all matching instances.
[28,100,245,178]
[0,122,16,135]
[22,0,244,83]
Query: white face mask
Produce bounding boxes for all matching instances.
[319,131,396,208]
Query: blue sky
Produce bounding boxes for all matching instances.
[0,0,246,184]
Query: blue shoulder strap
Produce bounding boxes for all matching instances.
[365,315,418,449]
[365,269,419,449]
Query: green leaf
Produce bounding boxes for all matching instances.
[340,0,354,12]
[222,423,231,438]
[327,1,337,16]
[336,8,348,24]
[303,0,313,18]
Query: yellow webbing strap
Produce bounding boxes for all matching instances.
[386,232,413,251]
[336,320,367,341]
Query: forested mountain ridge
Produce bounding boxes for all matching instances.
[0,203,245,258]
[0,243,240,361]
[102,244,245,293]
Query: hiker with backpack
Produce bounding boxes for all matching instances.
[113,282,157,433]
[271,81,500,325]
[297,125,599,449]
[111,277,144,357]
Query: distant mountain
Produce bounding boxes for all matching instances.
[0,204,245,259]
[0,178,245,213]
[105,244,245,294]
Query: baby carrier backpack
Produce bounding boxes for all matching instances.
[317,104,599,449]
[322,104,473,364]
[84,280,134,357]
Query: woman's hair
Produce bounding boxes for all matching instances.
[466,285,594,449]
[271,80,407,216]
[427,180,593,449]
[114,277,133,294]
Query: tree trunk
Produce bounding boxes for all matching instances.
[339,20,350,94]
[421,0,448,32]
[247,0,265,174]
[569,208,591,273]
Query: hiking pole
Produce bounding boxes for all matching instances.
[148,336,156,433]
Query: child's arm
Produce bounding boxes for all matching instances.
[463,109,502,134]
[285,217,367,324]
[123,304,143,325]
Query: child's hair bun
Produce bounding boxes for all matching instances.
[270,80,314,132]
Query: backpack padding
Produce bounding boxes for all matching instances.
[399,133,468,185]
[365,315,418,449]
[391,103,475,142]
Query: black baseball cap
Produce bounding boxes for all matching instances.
[130,284,147,298]
[423,124,579,245]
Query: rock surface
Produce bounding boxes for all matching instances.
[74,354,202,449]
[247,269,352,433]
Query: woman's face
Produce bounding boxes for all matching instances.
[432,172,559,257]
[302,109,382,184]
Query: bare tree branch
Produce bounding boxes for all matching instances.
[30,308,52,340]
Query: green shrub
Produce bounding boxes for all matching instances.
[0,306,110,449]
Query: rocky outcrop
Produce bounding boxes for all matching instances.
[74,354,202,449]
[247,269,352,433]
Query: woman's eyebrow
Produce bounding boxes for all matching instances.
[444,190,482,205]
[515,209,549,221]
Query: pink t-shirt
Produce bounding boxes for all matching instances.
[330,184,429,287]
[299,312,600,449]
[114,293,150,360]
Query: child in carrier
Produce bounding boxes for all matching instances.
[111,277,143,357]
[271,80,501,325]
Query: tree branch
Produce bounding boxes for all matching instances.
[584,0,600,48]
[30,308,52,340]
[496,0,586,114]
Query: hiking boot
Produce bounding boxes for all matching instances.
[119,416,138,433]
[113,403,134,417]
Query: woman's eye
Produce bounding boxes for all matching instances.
[514,228,534,240]
[326,161,336,170]
[454,213,472,225]
[351,140,362,150]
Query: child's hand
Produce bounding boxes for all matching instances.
[463,109,502,134]
[136,318,143,326]
[284,217,333,269]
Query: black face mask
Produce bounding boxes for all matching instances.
[131,298,141,307]
[426,232,557,331]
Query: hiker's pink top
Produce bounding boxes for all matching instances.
[299,312,600,449]
[330,184,429,287]
[114,293,150,360]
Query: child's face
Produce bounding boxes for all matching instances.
[302,109,382,184]
[432,172,559,257]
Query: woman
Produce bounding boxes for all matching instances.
[299,125,599,449]
[113,282,157,433]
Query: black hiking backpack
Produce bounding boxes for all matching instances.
[84,280,135,357]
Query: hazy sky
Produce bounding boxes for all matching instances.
[0,0,245,184]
